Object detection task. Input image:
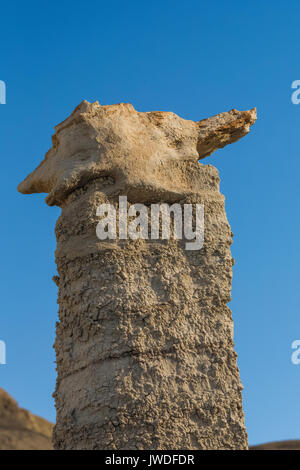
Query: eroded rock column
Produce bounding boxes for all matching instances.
[18,101,256,450]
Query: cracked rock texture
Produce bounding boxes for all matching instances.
[18,101,256,450]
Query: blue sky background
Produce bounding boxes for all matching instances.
[1,0,299,446]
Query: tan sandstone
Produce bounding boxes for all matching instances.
[0,388,53,450]
[18,101,256,450]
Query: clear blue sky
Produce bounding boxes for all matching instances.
[1,1,299,446]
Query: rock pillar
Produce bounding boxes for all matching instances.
[18,101,256,450]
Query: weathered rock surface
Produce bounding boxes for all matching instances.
[18,101,256,450]
[0,388,53,450]
[18,101,256,207]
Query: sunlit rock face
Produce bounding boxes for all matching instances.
[18,101,256,450]
[0,388,53,450]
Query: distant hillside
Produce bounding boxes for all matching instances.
[250,440,300,450]
[0,388,53,450]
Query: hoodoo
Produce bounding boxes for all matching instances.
[18,101,256,450]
